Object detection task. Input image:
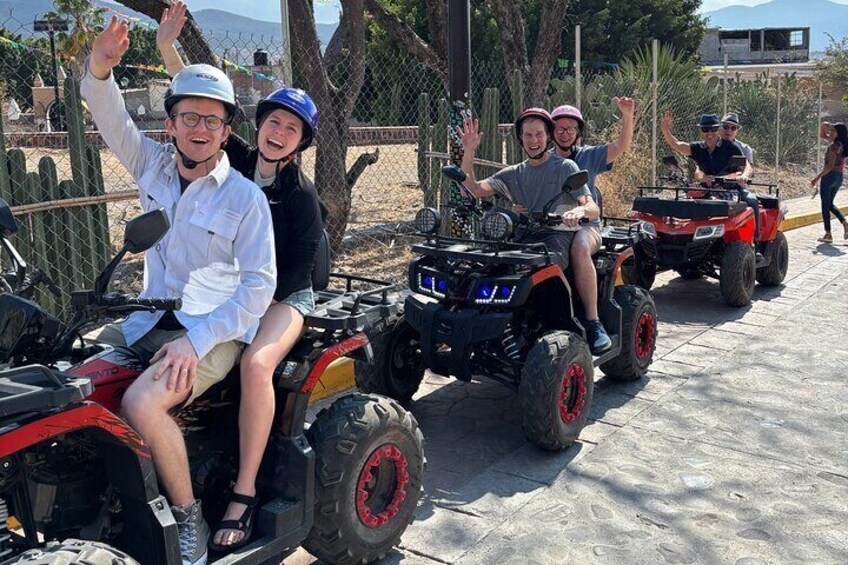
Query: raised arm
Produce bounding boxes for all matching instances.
[606,97,634,164]
[456,117,495,199]
[820,121,835,143]
[661,111,692,156]
[156,0,188,77]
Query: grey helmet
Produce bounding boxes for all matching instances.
[164,64,237,120]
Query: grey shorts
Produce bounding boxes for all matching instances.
[278,287,315,316]
[518,230,577,270]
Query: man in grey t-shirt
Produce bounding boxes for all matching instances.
[456,108,611,354]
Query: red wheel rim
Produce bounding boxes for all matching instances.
[356,443,410,528]
[559,364,587,424]
[635,310,656,360]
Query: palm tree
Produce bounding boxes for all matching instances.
[44,0,107,78]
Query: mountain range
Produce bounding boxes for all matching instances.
[0,0,338,50]
[704,0,848,51]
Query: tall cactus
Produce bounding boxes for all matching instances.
[7,149,31,262]
[239,121,256,146]
[38,157,64,314]
[478,88,501,180]
[0,109,11,203]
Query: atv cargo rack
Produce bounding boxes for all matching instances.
[306,273,402,332]
[0,364,92,418]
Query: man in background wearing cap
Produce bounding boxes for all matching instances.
[661,111,762,259]
[721,112,755,166]
[81,17,275,565]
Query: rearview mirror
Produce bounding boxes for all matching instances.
[441,164,467,184]
[563,170,589,193]
[0,199,18,236]
[123,208,170,254]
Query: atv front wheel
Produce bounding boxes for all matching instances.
[720,241,756,306]
[519,331,594,451]
[5,540,138,565]
[600,286,657,380]
[355,318,424,405]
[304,393,424,565]
[756,231,789,286]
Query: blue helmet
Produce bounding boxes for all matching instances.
[256,87,318,151]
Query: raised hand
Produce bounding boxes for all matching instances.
[455,117,482,154]
[157,0,187,47]
[614,96,635,116]
[90,16,130,79]
[661,111,674,133]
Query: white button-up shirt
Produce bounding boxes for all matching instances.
[81,64,276,359]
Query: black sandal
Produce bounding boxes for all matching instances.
[209,492,260,553]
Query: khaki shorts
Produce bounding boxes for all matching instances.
[579,224,603,254]
[86,324,242,405]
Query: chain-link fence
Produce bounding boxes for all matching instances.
[0,8,835,315]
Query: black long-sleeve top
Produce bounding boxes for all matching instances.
[225,134,325,302]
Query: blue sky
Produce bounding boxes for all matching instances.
[180,1,848,24]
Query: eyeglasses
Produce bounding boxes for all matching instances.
[700,126,719,133]
[554,126,578,135]
[172,112,228,131]
[722,124,738,131]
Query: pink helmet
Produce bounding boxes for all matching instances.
[551,104,585,131]
[514,107,554,141]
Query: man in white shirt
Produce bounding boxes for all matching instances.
[81,18,275,565]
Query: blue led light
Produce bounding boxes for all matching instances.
[478,285,493,299]
[423,275,434,287]
[437,278,448,292]
[500,285,512,298]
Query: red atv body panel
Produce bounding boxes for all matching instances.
[68,347,144,412]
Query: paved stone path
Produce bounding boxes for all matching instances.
[290,219,848,564]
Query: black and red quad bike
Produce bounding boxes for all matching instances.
[354,166,658,452]
[0,203,424,565]
[626,155,789,306]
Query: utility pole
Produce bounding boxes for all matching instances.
[447,0,472,237]
[34,17,68,132]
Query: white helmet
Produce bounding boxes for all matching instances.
[164,64,236,120]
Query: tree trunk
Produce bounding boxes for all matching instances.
[116,0,217,65]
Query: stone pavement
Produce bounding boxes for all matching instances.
[289,220,848,565]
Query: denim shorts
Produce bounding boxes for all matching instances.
[279,287,315,316]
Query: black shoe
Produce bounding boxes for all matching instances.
[755,251,764,263]
[586,319,612,355]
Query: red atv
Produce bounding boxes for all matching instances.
[626,156,789,306]
[0,204,424,565]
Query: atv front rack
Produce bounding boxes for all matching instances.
[412,236,553,267]
[305,273,402,333]
[0,364,92,418]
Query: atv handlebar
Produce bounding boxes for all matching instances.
[99,294,183,311]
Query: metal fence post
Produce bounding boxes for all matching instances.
[575,25,582,111]
[723,52,729,116]
[278,0,293,85]
[817,80,823,173]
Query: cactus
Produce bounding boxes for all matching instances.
[434,97,449,207]
[86,145,109,269]
[37,157,64,314]
[239,121,256,145]
[7,149,31,262]
[478,88,501,180]
[0,108,11,203]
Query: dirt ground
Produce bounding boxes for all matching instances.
[14,143,822,291]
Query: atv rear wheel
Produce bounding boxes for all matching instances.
[519,331,594,451]
[600,286,657,381]
[720,241,756,306]
[355,318,424,405]
[304,393,424,565]
[756,231,789,286]
[622,253,656,291]
[5,540,138,565]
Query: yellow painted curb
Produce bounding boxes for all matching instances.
[309,357,355,402]
[780,205,848,232]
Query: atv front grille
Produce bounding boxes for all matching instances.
[654,238,714,267]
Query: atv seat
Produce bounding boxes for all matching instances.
[632,197,748,220]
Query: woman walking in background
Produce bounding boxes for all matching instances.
[811,121,848,242]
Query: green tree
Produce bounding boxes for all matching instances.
[117,26,165,89]
[0,28,52,110]
[44,0,108,77]
[816,34,848,93]
[564,0,706,65]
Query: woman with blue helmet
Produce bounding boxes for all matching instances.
[158,4,324,552]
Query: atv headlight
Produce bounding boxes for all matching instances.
[472,281,516,305]
[414,207,441,234]
[693,224,725,240]
[416,268,448,298]
[640,221,657,237]
[481,212,513,241]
